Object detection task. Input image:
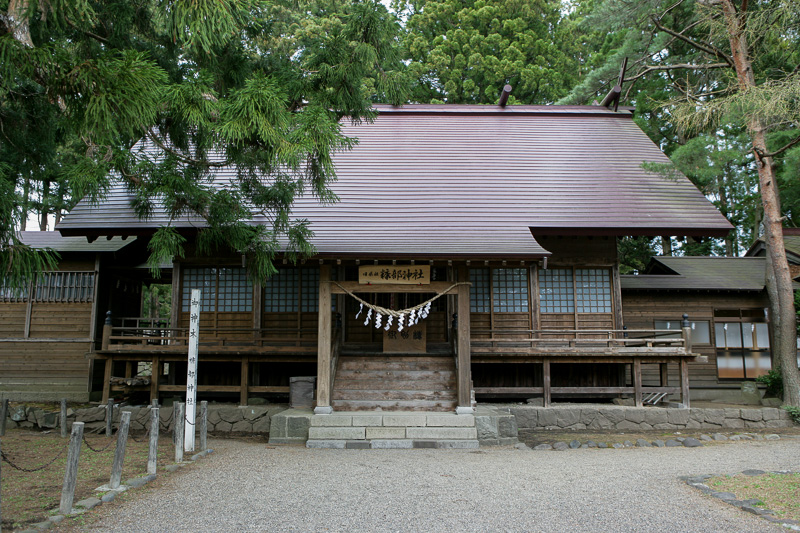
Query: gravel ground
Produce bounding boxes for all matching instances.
[52,437,800,533]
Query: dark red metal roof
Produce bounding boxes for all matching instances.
[58,104,732,257]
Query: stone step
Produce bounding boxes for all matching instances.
[310,412,475,428]
[332,400,456,412]
[331,399,457,411]
[307,439,480,449]
[309,425,477,441]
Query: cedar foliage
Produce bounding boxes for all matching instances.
[0,0,408,282]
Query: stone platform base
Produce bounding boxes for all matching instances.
[507,405,796,431]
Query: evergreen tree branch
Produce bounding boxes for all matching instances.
[650,14,735,67]
[756,134,800,159]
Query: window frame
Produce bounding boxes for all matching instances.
[181,266,253,313]
[713,308,772,381]
[469,267,531,314]
[538,266,613,315]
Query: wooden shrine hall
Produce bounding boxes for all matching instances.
[5,103,736,411]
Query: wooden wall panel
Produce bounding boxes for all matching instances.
[470,313,491,339]
[0,303,27,338]
[622,290,769,390]
[0,342,91,380]
[29,303,92,338]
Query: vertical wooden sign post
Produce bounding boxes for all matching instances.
[184,289,200,453]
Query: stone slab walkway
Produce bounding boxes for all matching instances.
[51,438,800,533]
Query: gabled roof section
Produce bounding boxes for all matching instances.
[621,256,768,291]
[18,231,135,252]
[58,104,732,257]
[746,228,800,264]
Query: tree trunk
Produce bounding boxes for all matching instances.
[661,236,672,256]
[722,0,800,405]
[39,179,50,231]
[20,176,30,231]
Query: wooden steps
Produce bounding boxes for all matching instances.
[332,354,457,412]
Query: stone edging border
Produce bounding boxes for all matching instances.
[683,470,800,531]
[517,432,787,451]
[13,449,214,533]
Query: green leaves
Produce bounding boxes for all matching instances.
[404,0,577,104]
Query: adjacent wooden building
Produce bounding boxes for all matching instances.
[6,103,742,409]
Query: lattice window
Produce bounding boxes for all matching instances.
[18,272,95,303]
[539,268,574,313]
[492,268,529,313]
[217,268,253,312]
[0,283,29,302]
[575,269,612,313]
[182,267,251,312]
[469,268,490,313]
[300,268,320,312]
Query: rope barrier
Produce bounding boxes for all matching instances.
[1,446,67,472]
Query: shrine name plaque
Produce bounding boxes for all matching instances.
[359,265,430,285]
[383,323,426,353]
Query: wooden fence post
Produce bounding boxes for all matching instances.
[174,403,184,463]
[0,399,8,437]
[109,412,131,489]
[60,399,68,438]
[200,401,208,452]
[60,421,84,515]
[106,399,114,437]
[147,407,159,475]
[1,437,4,532]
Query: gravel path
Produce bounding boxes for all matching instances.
[53,438,800,533]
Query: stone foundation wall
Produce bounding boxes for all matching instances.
[3,404,288,434]
[508,406,795,431]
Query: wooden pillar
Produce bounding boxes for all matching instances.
[456,265,472,413]
[240,356,250,406]
[542,359,551,408]
[680,358,690,408]
[102,356,113,403]
[633,359,643,407]
[659,363,669,387]
[315,265,332,414]
[150,356,160,404]
[170,261,181,344]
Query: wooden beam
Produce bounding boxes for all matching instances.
[328,281,459,295]
[315,265,332,413]
[456,265,472,411]
[660,363,669,387]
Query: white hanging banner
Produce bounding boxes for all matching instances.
[184,288,200,453]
